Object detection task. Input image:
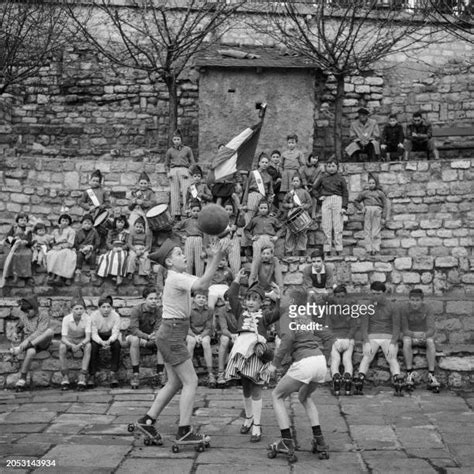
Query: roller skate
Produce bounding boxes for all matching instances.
[267,438,297,463]
[128,416,163,446]
[332,373,341,396]
[216,372,227,388]
[405,371,415,392]
[15,377,26,392]
[393,374,405,397]
[130,373,139,390]
[207,373,216,389]
[157,370,167,387]
[171,428,210,453]
[353,374,364,395]
[343,373,352,396]
[311,435,330,459]
[61,374,70,391]
[427,373,440,394]
[77,372,87,391]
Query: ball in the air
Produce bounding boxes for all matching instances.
[198,204,229,236]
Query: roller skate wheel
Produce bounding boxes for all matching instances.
[144,438,151,446]
[127,424,135,433]
[288,454,298,463]
[319,452,329,460]
[267,449,277,459]
[195,444,205,452]
[172,445,179,453]
[205,441,210,448]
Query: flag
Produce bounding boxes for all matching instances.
[208,111,266,184]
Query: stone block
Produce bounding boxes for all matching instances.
[420,272,433,284]
[435,256,458,268]
[283,273,302,285]
[418,237,443,247]
[443,238,459,247]
[402,272,421,284]
[450,159,471,169]
[351,273,369,285]
[420,220,442,229]
[441,169,458,181]
[446,300,473,315]
[370,272,386,283]
[381,239,401,248]
[64,172,79,189]
[350,262,374,273]
[374,262,392,272]
[394,257,412,270]
[401,238,416,248]
[439,356,474,371]
[412,256,434,270]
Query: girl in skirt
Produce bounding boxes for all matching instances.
[97,215,129,285]
[225,269,281,443]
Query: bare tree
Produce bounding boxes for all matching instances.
[67,0,243,142]
[250,0,440,159]
[0,0,72,95]
[424,0,473,43]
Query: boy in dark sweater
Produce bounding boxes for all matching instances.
[267,287,329,460]
[355,281,402,395]
[327,285,358,396]
[401,288,439,391]
[74,214,101,283]
[381,114,405,161]
[186,290,215,387]
[312,157,348,257]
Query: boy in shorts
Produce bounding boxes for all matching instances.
[10,296,54,391]
[59,297,91,390]
[135,237,229,445]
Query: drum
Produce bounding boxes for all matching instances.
[287,207,312,234]
[93,210,110,236]
[146,204,172,232]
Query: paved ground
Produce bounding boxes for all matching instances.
[0,384,473,474]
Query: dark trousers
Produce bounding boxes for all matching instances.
[76,250,97,270]
[353,143,377,161]
[90,338,121,374]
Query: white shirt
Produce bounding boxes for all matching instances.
[162,270,198,319]
[61,313,91,339]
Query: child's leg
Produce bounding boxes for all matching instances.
[364,210,372,252]
[285,230,294,255]
[298,382,320,426]
[272,374,304,429]
[30,328,54,348]
[20,347,37,376]
[177,169,189,216]
[426,338,436,372]
[331,196,343,252]
[402,336,414,370]
[321,199,332,253]
[228,238,241,276]
[201,336,213,374]
[110,340,121,374]
[372,207,382,253]
[218,336,230,373]
[296,230,308,254]
[250,383,263,435]
[330,342,342,376]
[186,335,197,357]
[169,168,181,218]
[126,250,137,276]
[82,342,92,372]
[184,239,194,275]
[194,237,204,277]
[358,339,379,375]
[59,343,68,373]
[381,339,400,376]
[128,335,141,367]
[241,377,254,424]
[342,341,355,376]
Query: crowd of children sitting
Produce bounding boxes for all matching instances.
[6,128,441,398]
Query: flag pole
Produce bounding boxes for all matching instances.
[230,104,267,240]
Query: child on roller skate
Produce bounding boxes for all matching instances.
[401,288,439,392]
[266,288,329,462]
[327,285,358,396]
[10,296,54,391]
[74,214,101,284]
[355,281,403,396]
[133,238,229,449]
[225,270,281,443]
[187,290,215,388]
[59,297,91,391]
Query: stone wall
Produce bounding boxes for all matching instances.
[0,21,472,160]
[1,157,472,295]
[0,294,472,389]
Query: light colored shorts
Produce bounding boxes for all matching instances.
[286,355,327,384]
[332,338,354,353]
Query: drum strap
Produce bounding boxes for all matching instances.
[253,170,266,196]
[291,190,302,207]
[190,184,199,200]
[86,188,101,208]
